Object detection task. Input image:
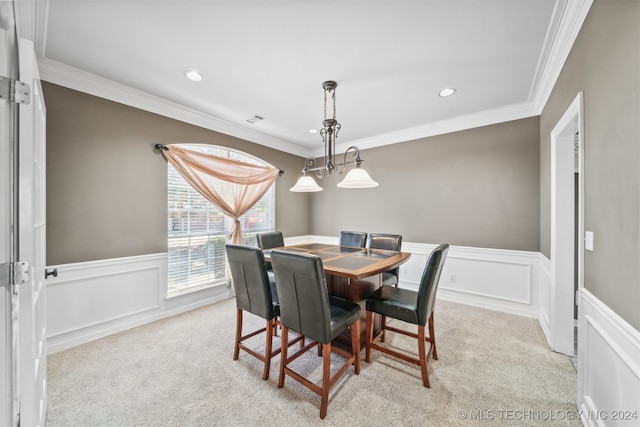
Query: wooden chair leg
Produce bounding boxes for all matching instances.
[351,319,361,374]
[428,312,437,360]
[380,314,387,342]
[418,325,430,388]
[365,310,373,362]
[278,326,288,388]
[262,318,274,380]
[233,308,242,360]
[320,342,331,419]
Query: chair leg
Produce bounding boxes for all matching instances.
[278,326,288,388]
[233,308,242,360]
[429,312,437,360]
[365,310,373,363]
[262,318,275,380]
[320,342,331,419]
[351,318,361,374]
[418,325,430,388]
[380,315,387,342]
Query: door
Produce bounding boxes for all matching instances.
[1,9,20,426]
[17,37,48,427]
[0,11,47,425]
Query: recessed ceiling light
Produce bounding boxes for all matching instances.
[308,129,318,134]
[439,88,456,97]
[185,70,203,82]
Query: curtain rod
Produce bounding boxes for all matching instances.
[154,144,284,176]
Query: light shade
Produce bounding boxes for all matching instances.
[337,167,379,188]
[290,175,323,192]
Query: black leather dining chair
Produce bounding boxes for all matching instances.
[270,249,361,419]
[256,231,285,282]
[226,244,302,380]
[365,243,449,388]
[339,230,367,248]
[256,231,284,251]
[368,233,403,287]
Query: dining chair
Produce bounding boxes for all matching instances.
[368,233,403,287]
[225,244,302,380]
[339,230,367,248]
[270,249,361,419]
[256,231,285,279]
[365,243,449,388]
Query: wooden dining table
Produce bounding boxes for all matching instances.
[263,243,411,348]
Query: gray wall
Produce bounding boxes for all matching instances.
[44,82,309,265]
[540,0,639,329]
[310,117,541,252]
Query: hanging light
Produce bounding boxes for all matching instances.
[289,174,324,192]
[290,81,378,192]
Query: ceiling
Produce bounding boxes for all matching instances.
[36,0,585,157]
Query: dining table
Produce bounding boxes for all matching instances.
[263,242,411,348]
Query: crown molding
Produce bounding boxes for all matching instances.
[323,101,540,156]
[529,0,594,112]
[37,58,312,158]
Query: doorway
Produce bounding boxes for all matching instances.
[550,92,584,357]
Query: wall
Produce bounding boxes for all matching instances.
[44,82,309,265]
[538,0,640,421]
[539,0,640,330]
[310,117,541,252]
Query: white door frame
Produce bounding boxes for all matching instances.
[550,91,585,356]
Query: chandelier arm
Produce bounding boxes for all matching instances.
[335,146,362,169]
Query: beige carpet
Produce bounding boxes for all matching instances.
[47,298,580,426]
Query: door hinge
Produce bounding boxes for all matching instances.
[0,261,31,287]
[0,75,31,105]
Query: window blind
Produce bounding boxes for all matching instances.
[167,145,275,296]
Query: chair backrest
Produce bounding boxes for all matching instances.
[339,231,367,248]
[368,233,402,251]
[369,233,403,279]
[416,244,449,325]
[256,231,285,250]
[269,250,333,344]
[226,244,276,320]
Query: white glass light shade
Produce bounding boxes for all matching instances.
[337,167,379,188]
[290,175,323,192]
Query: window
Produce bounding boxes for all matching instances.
[167,145,275,296]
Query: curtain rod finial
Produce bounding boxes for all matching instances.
[155,144,168,151]
[279,170,285,177]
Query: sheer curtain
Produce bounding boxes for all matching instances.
[160,144,279,245]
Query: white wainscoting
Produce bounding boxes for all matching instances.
[577,289,640,426]
[46,253,233,354]
[289,236,542,318]
[539,255,552,344]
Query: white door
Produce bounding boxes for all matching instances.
[17,37,48,427]
[0,17,47,425]
[1,15,19,427]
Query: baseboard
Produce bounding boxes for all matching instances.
[577,289,640,426]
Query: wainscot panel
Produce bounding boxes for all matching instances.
[45,237,543,353]
[294,236,541,318]
[578,289,640,426]
[539,255,552,344]
[46,253,233,354]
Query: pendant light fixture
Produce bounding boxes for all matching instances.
[290,81,378,192]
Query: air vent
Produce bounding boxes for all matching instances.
[246,115,265,124]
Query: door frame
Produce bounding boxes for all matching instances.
[550,91,584,356]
